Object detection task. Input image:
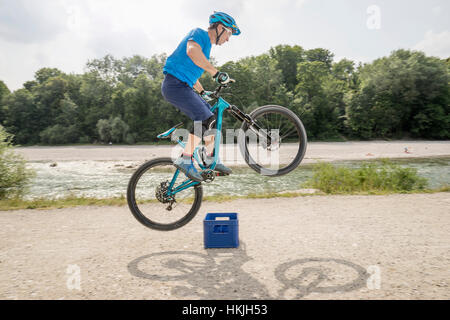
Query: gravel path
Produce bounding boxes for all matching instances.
[1,193,449,300]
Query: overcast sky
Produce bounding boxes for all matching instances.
[0,0,449,91]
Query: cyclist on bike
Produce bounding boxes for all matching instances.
[161,11,241,182]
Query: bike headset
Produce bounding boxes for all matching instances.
[209,11,241,45]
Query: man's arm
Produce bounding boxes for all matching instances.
[187,40,218,77]
[193,80,204,94]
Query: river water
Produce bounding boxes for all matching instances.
[25,157,450,200]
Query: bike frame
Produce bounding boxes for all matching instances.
[166,96,232,196]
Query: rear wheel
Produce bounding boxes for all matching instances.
[239,105,307,176]
[127,157,203,231]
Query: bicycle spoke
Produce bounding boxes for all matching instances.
[240,107,307,176]
[277,113,282,132]
[281,127,299,141]
[128,158,202,230]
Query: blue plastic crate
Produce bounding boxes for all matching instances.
[204,213,239,249]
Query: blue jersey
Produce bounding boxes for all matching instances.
[163,28,212,88]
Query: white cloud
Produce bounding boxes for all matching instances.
[0,0,196,90]
[0,0,448,92]
[295,0,308,8]
[432,6,442,16]
[212,0,310,64]
[414,30,450,58]
[0,0,68,43]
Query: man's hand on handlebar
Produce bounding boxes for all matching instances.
[200,90,214,102]
[213,71,235,85]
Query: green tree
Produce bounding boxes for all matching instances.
[96,116,131,143]
[347,50,449,139]
[123,74,167,141]
[39,96,82,144]
[86,54,123,84]
[40,124,79,145]
[219,60,254,110]
[0,80,10,124]
[34,76,69,131]
[120,54,166,85]
[23,80,38,92]
[78,71,114,140]
[294,61,342,139]
[252,54,286,106]
[305,48,334,69]
[35,68,63,84]
[2,48,448,145]
[96,118,112,143]
[332,59,359,90]
[111,82,128,118]
[111,117,130,143]
[2,89,40,144]
[0,80,9,102]
[221,54,285,105]
[0,125,35,199]
[269,45,305,91]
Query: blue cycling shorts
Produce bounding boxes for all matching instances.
[161,73,214,121]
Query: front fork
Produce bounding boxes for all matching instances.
[227,105,273,146]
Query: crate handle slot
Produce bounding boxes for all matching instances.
[213,225,229,233]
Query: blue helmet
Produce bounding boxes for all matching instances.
[209,11,241,36]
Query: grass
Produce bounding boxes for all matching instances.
[0,185,449,211]
[0,195,127,211]
[302,159,431,194]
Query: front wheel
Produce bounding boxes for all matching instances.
[127,157,203,231]
[238,105,307,176]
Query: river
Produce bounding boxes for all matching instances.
[25,156,450,200]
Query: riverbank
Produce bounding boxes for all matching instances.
[1,186,449,211]
[6,141,450,206]
[15,140,450,163]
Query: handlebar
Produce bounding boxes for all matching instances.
[211,79,235,99]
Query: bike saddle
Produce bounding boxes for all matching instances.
[157,122,183,139]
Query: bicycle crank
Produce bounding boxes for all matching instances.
[201,169,215,183]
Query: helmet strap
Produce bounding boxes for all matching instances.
[215,25,225,45]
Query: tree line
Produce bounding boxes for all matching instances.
[0,45,449,145]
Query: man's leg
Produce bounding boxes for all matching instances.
[204,134,215,156]
[174,125,204,182]
[203,131,232,175]
[183,133,202,156]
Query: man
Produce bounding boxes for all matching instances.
[161,12,241,182]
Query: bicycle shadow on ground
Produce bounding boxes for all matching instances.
[128,242,270,299]
[127,242,369,299]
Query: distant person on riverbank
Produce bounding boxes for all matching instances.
[161,12,240,182]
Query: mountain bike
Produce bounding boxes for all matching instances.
[127,80,307,231]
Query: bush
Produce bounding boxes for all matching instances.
[97,116,130,143]
[304,160,428,194]
[96,118,112,143]
[40,124,79,145]
[0,125,35,199]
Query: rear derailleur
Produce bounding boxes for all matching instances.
[155,181,176,211]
